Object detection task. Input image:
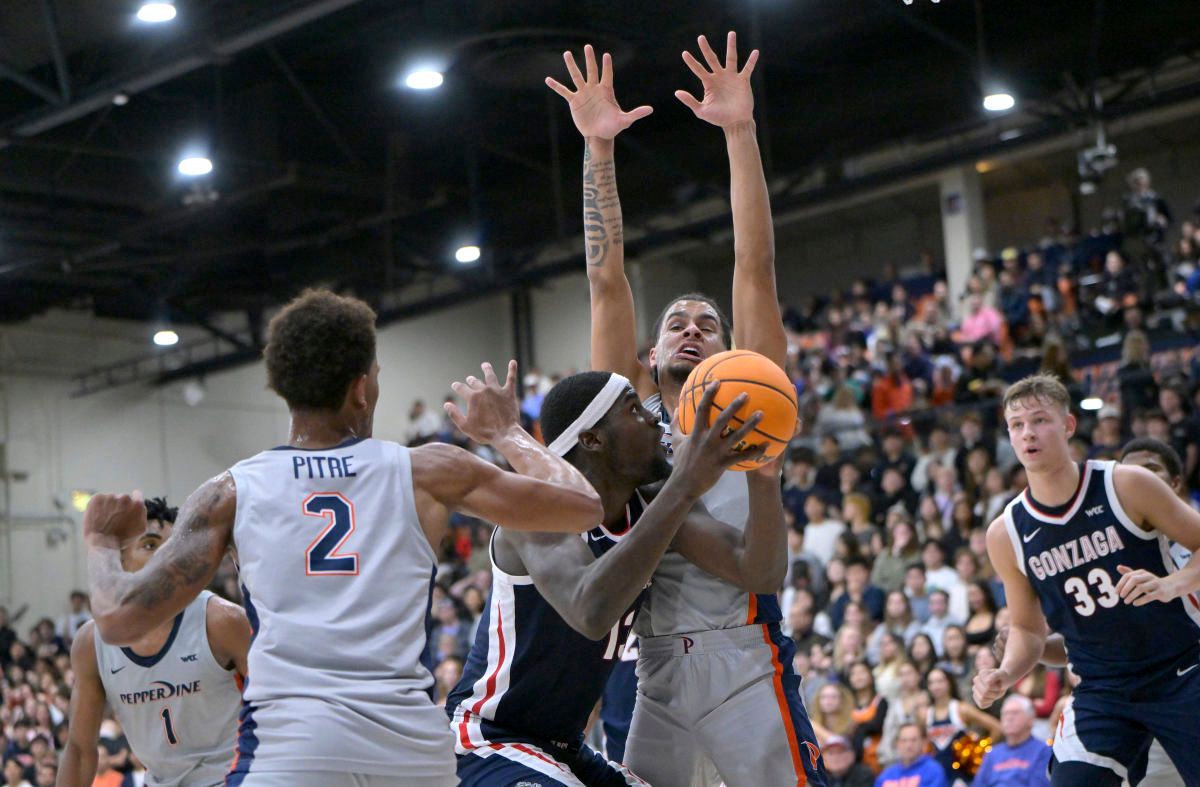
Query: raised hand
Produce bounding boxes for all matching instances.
[84,491,148,545]
[675,31,758,128]
[670,382,767,496]
[546,44,653,140]
[445,361,522,446]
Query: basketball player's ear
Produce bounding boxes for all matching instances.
[1064,412,1077,439]
[577,428,604,453]
[349,373,370,409]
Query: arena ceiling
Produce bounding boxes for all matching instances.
[2,0,1200,372]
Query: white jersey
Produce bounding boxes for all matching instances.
[635,393,776,636]
[95,592,239,787]
[227,437,455,779]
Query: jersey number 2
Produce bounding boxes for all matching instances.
[303,493,359,575]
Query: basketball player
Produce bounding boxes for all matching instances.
[80,290,604,787]
[58,497,247,787]
[974,374,1200,786]
[991,436,1193,787]
[450,372,782,785]
[548,37,824,787]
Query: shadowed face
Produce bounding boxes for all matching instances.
[590,389,670,486]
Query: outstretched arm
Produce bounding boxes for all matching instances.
[57,623,104,787]
[547,45,656,396]
[670,462,787,594]
[85,479,234,646]
[677,33,786,368]
[414,361,603,544]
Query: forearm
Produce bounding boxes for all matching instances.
[737,473,788,593]
[726,121,773,269]
[56,741,97,787]
[997,625,1046,689]
[572,482,698,636]
[726,121,785,365]
[1168,550,1200,599]
[583,137,625,280]
[86,539,148,644]
[491,426,602,525]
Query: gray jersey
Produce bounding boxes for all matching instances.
[95,591,239,787]
[227,438,455,779]
[635,393,767,637]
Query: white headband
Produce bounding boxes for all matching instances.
[547,373,632,456]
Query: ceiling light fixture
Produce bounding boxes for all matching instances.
[404,70,444,90]
[455,245,481,264]
[177,156,213,177]
[153,329,179,347]
[983,92,1016,112]
[136,2,176,23]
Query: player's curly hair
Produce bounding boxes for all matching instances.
[144,496,178,524]
[264,289,377,411]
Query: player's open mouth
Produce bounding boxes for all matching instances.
[675,344,703,361]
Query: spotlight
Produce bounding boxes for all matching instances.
[404,70,444,90]
[136,2,176,23]
[455,245,481,264]
[177,156,213,177]
[153,329,179,347]
[1080,397,1103,411]
[112,92,130,106]
[983,92,1016,112]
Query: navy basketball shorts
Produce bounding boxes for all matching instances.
[1051,648,1200,786]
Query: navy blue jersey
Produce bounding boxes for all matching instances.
[1003,460,1200,684]
[446,493,648,756]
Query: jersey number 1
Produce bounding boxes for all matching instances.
[161,708,178,746]
[303,493,359,575]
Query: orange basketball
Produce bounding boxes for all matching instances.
[675,349,798,471]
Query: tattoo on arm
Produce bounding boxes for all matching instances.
[583,143,621,268]
[107,483,226,612]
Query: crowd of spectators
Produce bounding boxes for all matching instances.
[4,169,1200,785]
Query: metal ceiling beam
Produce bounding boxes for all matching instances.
[38,0,71,102]
[0,59,60,105]
[1,0,368,141]
[264,44,362,169]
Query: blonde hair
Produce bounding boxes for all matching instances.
[812,681,856,737]
[843,492,872,524]
[1002,373,1070,414]
[1121,329,1150,366]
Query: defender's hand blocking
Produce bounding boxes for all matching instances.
[445,361,522,446]
[670,382,766,497]
[546,44,653,140]
[676,32,758,128]
[83,491,147,545]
